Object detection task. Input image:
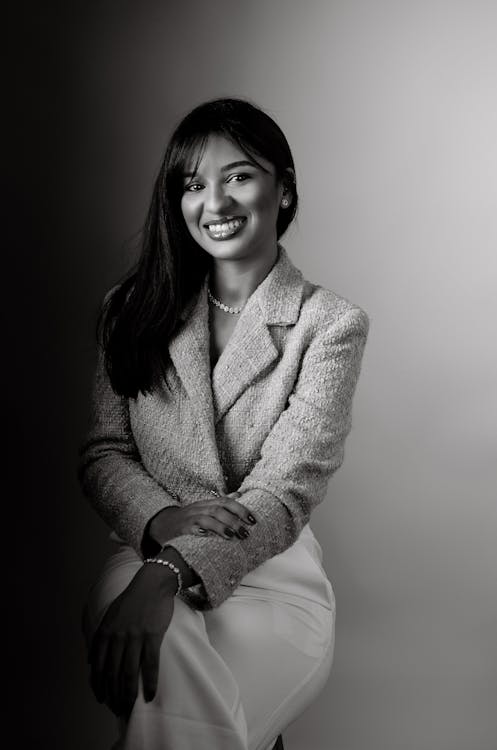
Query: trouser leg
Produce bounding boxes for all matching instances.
[122,598,248,750]
[205,595,335,750]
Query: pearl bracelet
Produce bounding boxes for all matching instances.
[144,558,183,595]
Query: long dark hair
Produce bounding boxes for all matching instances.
[101,98,299,398]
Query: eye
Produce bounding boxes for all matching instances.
[184,182,203,192]
[227,173,251,184]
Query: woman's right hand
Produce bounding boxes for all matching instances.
[89,562,177,717]
[149,491,258,546]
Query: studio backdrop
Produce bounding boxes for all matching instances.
[20,2,497,749]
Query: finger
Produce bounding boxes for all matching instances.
[105,634,126,715]
[210,505,253,539]
[120,636,141,717]
[223,492,255,530]
[90,632,109,704]
[181,501,225,528]
[192,514,238,540]
[141,635,162,703]
[222,498,258,527]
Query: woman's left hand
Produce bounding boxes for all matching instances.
[89,563,177,717]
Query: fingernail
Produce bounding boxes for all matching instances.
[224,527,235,538]
[238,527,249,539]
[247,514,256,524]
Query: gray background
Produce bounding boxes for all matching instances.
[13,1,496,748]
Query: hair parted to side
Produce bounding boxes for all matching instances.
[101,98,299,398]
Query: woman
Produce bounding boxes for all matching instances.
[79,98,369,750]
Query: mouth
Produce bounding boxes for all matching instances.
[203,216,246,240]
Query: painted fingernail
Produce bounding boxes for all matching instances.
[247,514,256,524]
[238,527,249,539]
[224,527,235,538]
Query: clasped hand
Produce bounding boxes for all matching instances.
[148,490,258,544]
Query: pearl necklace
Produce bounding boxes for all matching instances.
[207,287,245,314]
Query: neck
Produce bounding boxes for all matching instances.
[209,244,279,307]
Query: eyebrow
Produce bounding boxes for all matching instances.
[221,160,259,172]
[183,159,264,178]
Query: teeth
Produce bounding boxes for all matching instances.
[208,218,243,234]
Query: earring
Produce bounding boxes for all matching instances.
[281,197,290,208]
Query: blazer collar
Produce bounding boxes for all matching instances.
[169,246,304,443]
[241,243,304,325]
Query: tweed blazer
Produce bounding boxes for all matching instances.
[79,246,369,609]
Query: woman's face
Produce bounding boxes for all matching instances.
[180,135,287,263]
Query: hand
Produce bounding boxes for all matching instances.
[149,490,258,546]
[89,563,176,717]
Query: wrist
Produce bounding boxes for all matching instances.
[141,507,176,558]
[159,546,200,590]
[148,507,174,545]
[140,558,180,596]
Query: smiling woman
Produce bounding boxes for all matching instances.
[181,143,288,255]
[79,98,369,750]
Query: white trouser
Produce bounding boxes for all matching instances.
[84,525,335,750]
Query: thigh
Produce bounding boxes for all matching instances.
[205,594,335,750]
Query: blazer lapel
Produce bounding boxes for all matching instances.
[168,280,223,484]
[211,303,279,422]
[212,246,305,423]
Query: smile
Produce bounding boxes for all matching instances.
[204,217,246,240]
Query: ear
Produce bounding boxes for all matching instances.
[279,168,295,209]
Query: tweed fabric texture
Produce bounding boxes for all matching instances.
[79,246,369,609]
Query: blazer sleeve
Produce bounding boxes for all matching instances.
[78,345,180,552]
[166,304,369,609]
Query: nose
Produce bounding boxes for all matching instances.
[204,183,233,214]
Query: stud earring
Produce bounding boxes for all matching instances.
[281,197,290,208]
